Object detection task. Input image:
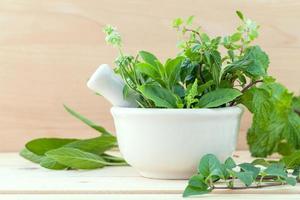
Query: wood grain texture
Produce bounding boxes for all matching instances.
[0,151,299,198]
[0,0,299,151]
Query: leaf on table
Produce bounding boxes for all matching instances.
[19,148,43,164]
[182,185,211,197]
[25,138,78,156]
[198,88,242,108]
[64,105,112,135]
[65,135,117,155]
[45,147,107,169]
[40,156,67,170]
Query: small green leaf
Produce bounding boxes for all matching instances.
[26,138,78,155]
[64,105,111,135]
[231,32,242,42]
[264,163,287,178]
[185,80,199,108]
[236,10,244,21]
[286,177,297,186]
[172,18,183,28]
[197,80,214,95]
[19,148,43,164]
[138,84,178,108]
[224,157,236,169]
[182,185,211,197]
[198,154,222,177]
[165,56,184,87]
[251,159,271,167]
[45,148,107,169]
[235,171,254,186]
[40,157,67,170]
[198,88,242,108]
[186,16,195,26]
[239,163,260,179]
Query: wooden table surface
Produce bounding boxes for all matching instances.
[0,151,299,200]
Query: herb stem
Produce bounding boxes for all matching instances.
[214,182,284,190]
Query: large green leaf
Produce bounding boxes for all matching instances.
[64,105,111,135]
[65,135,117,155]
[26,138,78,155]
[137,83,178,108]
[198,88,242,108]
[165,56,184,87]
[281,150,300,169]
[45,147,107,169]
[242,78,300,157]
[40,157,67,170]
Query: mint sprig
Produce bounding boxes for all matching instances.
[183,154,298,197]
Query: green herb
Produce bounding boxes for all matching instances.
[20,105,127,170]
[103,11,300,157]
[183,154,298,197]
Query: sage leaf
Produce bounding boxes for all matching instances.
[45,147,107,169]
[40,157,67,170]
[64,105,111,135]
[19,148,43,164]
[198,88,242,108]
[26,138,78,155]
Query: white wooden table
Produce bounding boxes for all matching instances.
[0,151,299,200]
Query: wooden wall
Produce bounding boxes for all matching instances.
[0,0,299,151]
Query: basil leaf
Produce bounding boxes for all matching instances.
[138,83,178,108]
[139,50,160,67]
[198,88,242,108]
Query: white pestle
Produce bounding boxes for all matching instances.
[87,64,137,107]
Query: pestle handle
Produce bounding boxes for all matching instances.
[87,64,137,107]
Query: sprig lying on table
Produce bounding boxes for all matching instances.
[20,105,127,170]
[183,154,300,197]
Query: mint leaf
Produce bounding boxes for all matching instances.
[182,185,210,197]
[281,150,300,169]
[264,163,287,178]
[138,84,178,108]
[198,154,222,177]
[235,171,254,186]
[242,79,300,157]
[224,157,236,169]
[198,88,242,108]
[26,138,78,155]
[64,105,111,135]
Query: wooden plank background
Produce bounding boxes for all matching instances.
[0,0,299,152]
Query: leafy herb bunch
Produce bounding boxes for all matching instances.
[105,11,300,158]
